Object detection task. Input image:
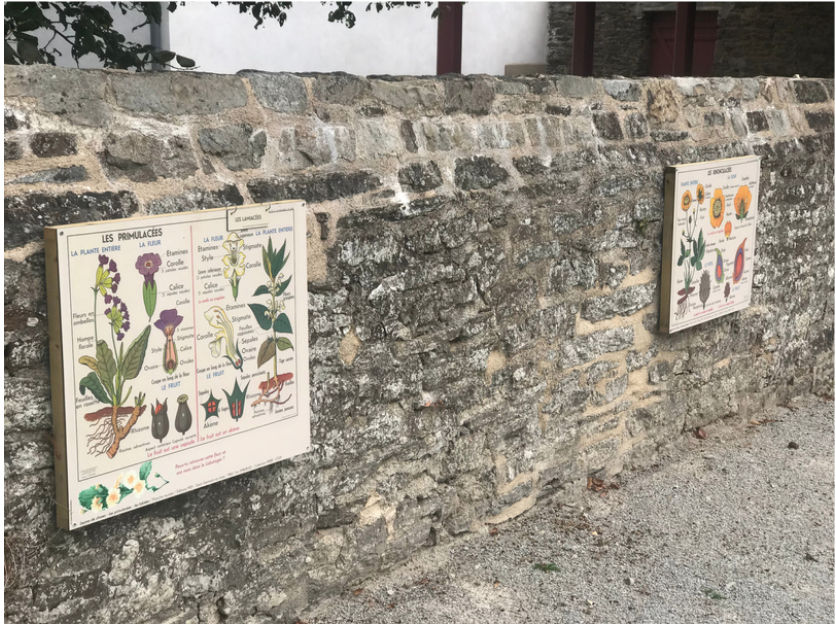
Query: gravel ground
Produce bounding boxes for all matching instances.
[310,396,835,623]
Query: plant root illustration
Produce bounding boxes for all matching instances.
[78,461,169,515]
[714,249,725,283]
[248,237,294,383]
[205,306,244,370]
[676,189,705,318]
[699,270,711,309]
[222,232,246,300]
[155,308,183,374]
[175,394,192,435]
[151,399,170,443]
[734,185,751,221]
[224,379,249,421]
[724,282,731,301]
[733,238,747,284]
[79,255,151,458]
[136,253,162,321]
[252,372,293,407]
[202,391,221,420]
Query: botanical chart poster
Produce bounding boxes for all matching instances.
[45,201,310,529]
[660,156,761,333]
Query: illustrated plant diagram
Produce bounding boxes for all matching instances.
[78,461,168,515]
[205,306,244,370]
[136,252,161,321]
[222,232,246,300]
[248,237,294,407]
[155,308,183,374]
[676,186,707,318]
[79,255,151,458]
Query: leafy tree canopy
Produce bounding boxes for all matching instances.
[4,2,438,71]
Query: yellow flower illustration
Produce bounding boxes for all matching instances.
[734,185,752,220]
[107,489,121,506]
[91,496,104,512]
[133,480,146,495]
[123,470,140,488]
[709,188,725,228]
[681,190,693,211]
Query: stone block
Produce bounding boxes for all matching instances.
[5,190,138,249]
[454,156,509,190]
[478,121,526,149]
[146,185,244,215]
[398,161,443,192]
[581,284,656,322]
[525,117,560,147]
[650,129,690,142]
[370,80,443,111]
[4,65,109,126]
[198,124,267,171]
[555,75,601,98]
[4,108,20,131]
[745,111,769,132]
[443,77,495,115]
[113,72,248,115]
[560,327,634,369]
[5,141,21,160]
[248,171,382,204]
[103,133,198,182]
[703,111,725,126]
[11,166,88,185]
[545,104,572,116]
[29,132,77,157]
[311,73,369,104]
[792,80,828,103]
[400,120,419,153]
[625,112,649,138]
[603,79,642,102]
[593,112,623,140]
[420,121,476,152]
[806,111,835,132]
[240,71,308,113]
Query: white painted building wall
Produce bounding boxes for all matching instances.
[30,1,548,77]
[166,1,548,76]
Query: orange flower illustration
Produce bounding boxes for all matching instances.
[696,184,705,204]
[734,185,752,220]
[709,188,725,228]
[724,221,732,239]
[680,190,692,211]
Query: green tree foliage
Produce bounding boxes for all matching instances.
[4,2,438,71]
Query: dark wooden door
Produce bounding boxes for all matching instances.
[650,11,718,76]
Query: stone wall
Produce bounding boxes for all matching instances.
[547,2,835,78]
[4,65,834,622]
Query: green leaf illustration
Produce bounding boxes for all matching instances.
[273,240,287,279]
[276,275,292,297]
[96,341,117,392]
[273,313,293,334]
[139,460,152,481]
[248,303,273,331]
[262,245,271,278]
[142,281,157,319]
[253,284,271,296]
[275,337,294,351]
[121,325,151,381]
[78,484,108,511]
[80,371,111,405]
[257,338,276,368]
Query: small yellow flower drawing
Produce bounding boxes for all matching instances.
[222,233,246,300]
[133,480,146,495]
[91,496,104,512]
[107,489,121,506]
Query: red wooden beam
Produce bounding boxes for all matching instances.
[437,2,463,75]
[571,2,596,76]
[672,2,696,75]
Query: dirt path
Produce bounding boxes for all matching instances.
[310,396,835,623]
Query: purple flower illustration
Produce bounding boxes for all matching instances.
[136,253,162,320]
[136,253,162,284]
[99,254,109,266]
[155,309,183,374]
